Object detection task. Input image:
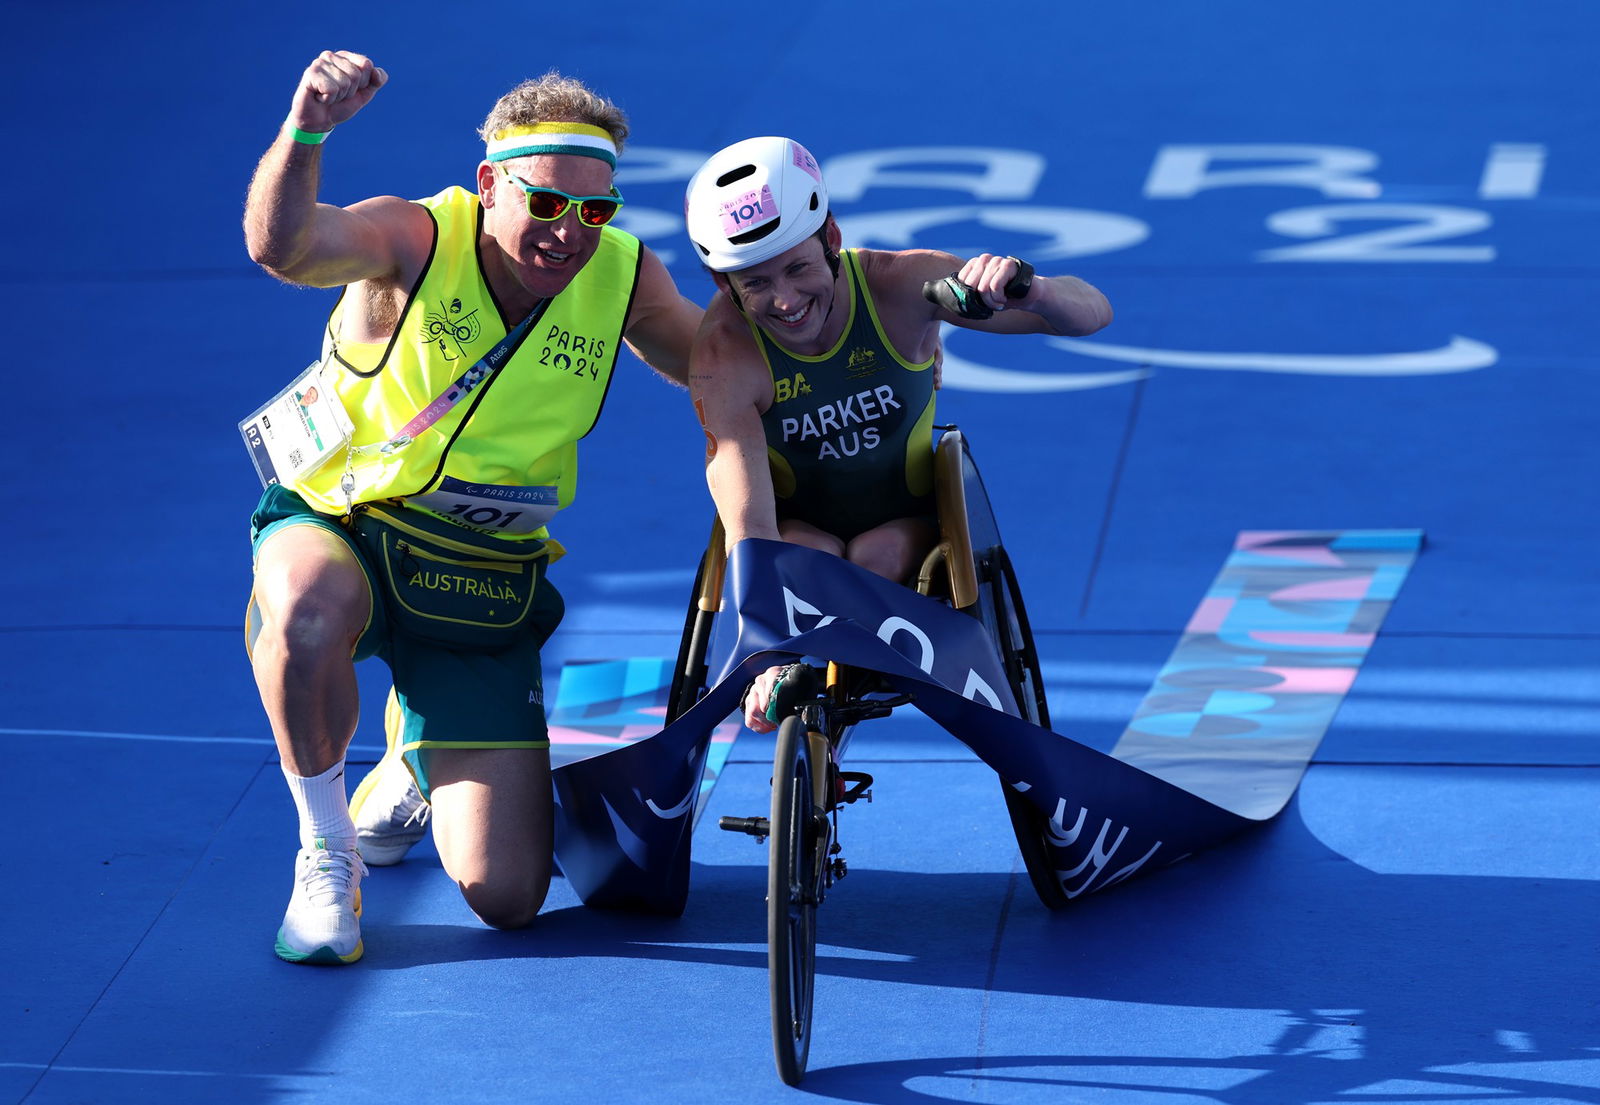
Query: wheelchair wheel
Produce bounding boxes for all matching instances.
[666,554,713,723]
[768,714,824,1085]
[666,519,727,723]
[975,545,1071,911]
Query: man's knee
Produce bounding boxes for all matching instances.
[429,748,554,928]
[251,529,370,662]
[251,587,365,668]
[459,871,551,930]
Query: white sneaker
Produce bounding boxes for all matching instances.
[275,839,368,965]
[348,688,431,866]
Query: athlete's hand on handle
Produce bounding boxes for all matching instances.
[741,662,822,734]
[742,665,785,733]
[287,51,388,135]
[922,255,1036,320]
[957,253,1036,312]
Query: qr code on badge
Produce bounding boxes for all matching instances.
[287,448,304,469]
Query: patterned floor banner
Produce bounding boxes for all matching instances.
[1111,530,1423,819]
[551,533,1420,914]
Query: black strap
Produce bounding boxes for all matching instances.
[921,256,1035,320]
[1003,256,1034,300]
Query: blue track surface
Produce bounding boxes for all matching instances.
[4,3,1596,1103]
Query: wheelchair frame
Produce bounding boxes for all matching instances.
[666,428,1065,1084]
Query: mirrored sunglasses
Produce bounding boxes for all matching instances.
[501,169,624,227]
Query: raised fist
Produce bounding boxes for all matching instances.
[287,51,388,134]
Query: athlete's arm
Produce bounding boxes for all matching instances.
[244,51,430,289]
[688,298,781,548]
[622,246,704,386]
[954,252,1112,335]
[885,250,1112,337]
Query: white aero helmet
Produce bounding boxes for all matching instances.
[685,136,828,272]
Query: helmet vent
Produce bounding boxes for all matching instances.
[728,218,781,245]
[809,192,819,211]
[716,164,758,187]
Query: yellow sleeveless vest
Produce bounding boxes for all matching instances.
[294,186,641,540]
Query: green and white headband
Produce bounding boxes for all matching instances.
[486,122,618,169]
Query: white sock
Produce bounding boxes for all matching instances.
[282,759,357,851]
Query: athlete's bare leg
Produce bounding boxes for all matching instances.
[776,517,845,557]
[846,517,938,584]
[427,747,554,929]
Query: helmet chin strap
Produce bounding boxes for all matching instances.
[819,231,842,325]
[819,263,841,327]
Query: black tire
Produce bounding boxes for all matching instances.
[976,545,1071,911]
[768,714,823,1084]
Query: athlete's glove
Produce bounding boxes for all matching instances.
[922,257,1034,320]
[741,661,824,728]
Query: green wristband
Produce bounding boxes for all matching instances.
[287,125,331,145]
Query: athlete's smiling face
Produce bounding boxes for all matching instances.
[724,223,843,355]
[477,153,613,302]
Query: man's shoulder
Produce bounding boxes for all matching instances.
[326,192,439,295]
[598,223,642,252]
[412,184,476,213]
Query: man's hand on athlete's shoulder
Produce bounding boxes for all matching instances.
[289,51,388,134]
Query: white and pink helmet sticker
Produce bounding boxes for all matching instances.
[719,185,778,237]
[791,140,822,182]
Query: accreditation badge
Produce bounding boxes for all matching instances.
[238,361,354,488]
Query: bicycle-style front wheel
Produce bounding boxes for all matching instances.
[768,714,824,1084]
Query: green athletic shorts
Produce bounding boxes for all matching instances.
[246,484,564,800]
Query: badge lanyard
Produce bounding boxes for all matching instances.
[337,301,548,506]
[380,303,544,452]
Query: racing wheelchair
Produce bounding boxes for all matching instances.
[664,428,1065,1085]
